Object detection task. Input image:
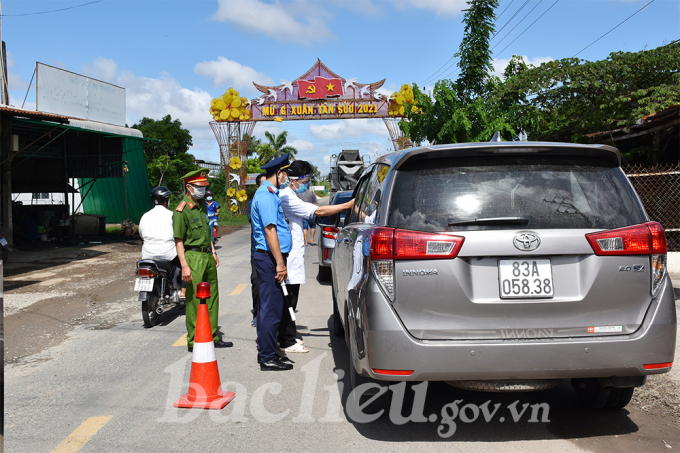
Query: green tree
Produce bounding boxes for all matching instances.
[403,0,515,144]
[258,131,298,162]
[247,136,262,158]
[132,115,197,194]
[497,41,680,146]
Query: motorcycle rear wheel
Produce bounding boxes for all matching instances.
[142,292,162,328]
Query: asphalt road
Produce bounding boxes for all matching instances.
[5,222,680,452]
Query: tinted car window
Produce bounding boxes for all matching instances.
[346,173,371,225]
[388,156,647,232]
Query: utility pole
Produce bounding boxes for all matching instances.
[0,0,8,106]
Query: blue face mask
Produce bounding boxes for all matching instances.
[280,175,289,190]
[296,183,309,194]
[206,196,213,201]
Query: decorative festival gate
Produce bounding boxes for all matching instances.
[209,60,418,213]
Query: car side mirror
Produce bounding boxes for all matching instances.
[316,213,339,228]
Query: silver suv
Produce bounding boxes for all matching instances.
[328,140,675,410]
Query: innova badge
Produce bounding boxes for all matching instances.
[513,233,541,251]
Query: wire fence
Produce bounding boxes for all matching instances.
[624,163,680,251]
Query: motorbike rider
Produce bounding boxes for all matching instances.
[138,186,185,299]
[205,190,220,244]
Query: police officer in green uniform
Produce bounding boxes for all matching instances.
[173,169,233,352]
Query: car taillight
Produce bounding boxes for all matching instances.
[137,268,156,278]
[369,227,395,301]
[585,222,666,255]
[369,227,394,260]
[394,230,465,260]
[368,228,465,303]
[322,226,339,240]
[586,222,667,297]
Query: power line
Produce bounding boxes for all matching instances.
[0,0,103,17]
[492,0,530,39]
[572,0,656,58]
[491,0,543,51]
[495,0,516,21]
[493,0,560,57]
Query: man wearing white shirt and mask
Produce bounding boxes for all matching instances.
[139,186,185,299]
[278,160,354,353]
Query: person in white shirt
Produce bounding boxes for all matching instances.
[139,186,185,298]
[278,160,354,353]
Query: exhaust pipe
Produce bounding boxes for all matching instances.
[156,303,177,314]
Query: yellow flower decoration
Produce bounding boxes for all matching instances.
[229,156,242,170]
[230,204,238,213]
[227,187,236,197]
[210,87,251,122]
[236,189,247,202]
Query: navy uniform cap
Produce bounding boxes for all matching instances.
[261,153,292,174]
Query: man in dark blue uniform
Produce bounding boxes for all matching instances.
[246,173,266,327]
[251,155,294,371]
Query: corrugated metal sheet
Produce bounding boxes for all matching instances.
[68,119,144,138]
[78,138,153,223]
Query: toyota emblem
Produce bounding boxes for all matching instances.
[513,233,541,251]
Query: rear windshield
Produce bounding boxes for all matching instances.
[388,156,646,232]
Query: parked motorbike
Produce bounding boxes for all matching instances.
[135,259,185,327]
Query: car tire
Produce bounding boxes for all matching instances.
[333,289,344,337]
[318,264,332,282]
[572,378,635,410]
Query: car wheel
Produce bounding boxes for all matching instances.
[332,289,344,337]
[318,264,332,282]
[572,378,635,410]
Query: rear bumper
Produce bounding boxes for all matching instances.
[358,275,677,382]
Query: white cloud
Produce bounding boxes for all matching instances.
[309,119,389,140]
[288,138,314,153]
[194,57,273,93]
[211,0,334,44]
[83,57,118,84]
[492,55,554,79]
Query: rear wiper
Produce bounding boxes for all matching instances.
[448,216,529,226]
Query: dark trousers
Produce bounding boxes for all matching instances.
[250,255,260,317]
[278,284,300,348]
[254,252,287,362]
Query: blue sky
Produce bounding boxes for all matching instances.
[3,0,679,172]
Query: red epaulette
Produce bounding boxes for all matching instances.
[176,202,186,212]
[188,201,195,209]
[267,186,276,194]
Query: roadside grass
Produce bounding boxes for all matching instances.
[632,374,680,422]
[105,225,122,235]
[218,213,249,226]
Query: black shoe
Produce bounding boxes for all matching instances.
[260,357,293,371]
[214,339,233,348]
[188,346,193,352]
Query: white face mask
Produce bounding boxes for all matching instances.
[190,185,206,199]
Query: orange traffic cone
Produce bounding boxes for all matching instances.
[174,282,235,410]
